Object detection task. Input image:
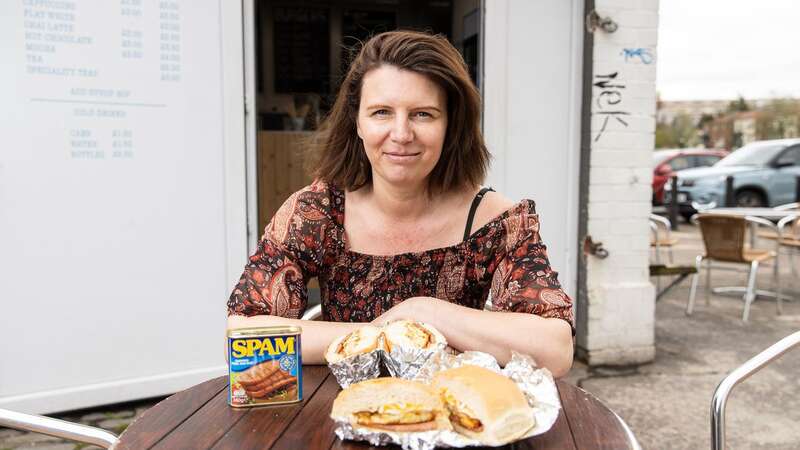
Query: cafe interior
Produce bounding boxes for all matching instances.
[253,0,481,230]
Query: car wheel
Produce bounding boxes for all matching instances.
[735,189,766,208]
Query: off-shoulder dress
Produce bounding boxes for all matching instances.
[227,181,573,330]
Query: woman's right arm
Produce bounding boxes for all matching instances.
[227,315,361,365]
[227,184,358,364]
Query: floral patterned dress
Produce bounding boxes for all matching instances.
[227,181,573,330]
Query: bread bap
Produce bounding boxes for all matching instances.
[331,377,452,432]
[325,325,384,364]
[382,319,446,352]
[432,365,535,445]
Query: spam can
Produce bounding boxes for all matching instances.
[227,326,302,407]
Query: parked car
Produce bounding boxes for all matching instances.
[664,138,800,220]
[652,148,728,205]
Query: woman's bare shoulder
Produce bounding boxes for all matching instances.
[469,190,518,233]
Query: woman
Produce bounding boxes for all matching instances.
[227,31,573,377]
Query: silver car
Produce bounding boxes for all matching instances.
[664,138,800,220]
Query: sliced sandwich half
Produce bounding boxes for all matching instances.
[382,319,446,352]
[331,377,452,433]
[325,325,384,364]
[432,365,535,446]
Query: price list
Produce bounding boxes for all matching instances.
[18,0,184,160]
[121,0,144,60]
[159,0,181,82]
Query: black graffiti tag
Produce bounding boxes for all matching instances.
[593,72,630,142]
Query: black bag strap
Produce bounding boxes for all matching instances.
[463,187,495,241]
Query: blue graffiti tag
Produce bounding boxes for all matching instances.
[621,48,654,64]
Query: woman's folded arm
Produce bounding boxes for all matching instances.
[226,314,363,364]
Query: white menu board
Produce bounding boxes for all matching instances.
[0,0,247,413]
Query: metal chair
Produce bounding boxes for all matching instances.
[770,214,800,277]
[773,202,800,211]
[711,330,800,450]
[649,214,678,264]
[0,409,118,449]
[687,214,781,321]
[756,202,800,241]
[301,303,323,320]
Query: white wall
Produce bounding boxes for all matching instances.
[483,0,584,299]
[0,0,247,413]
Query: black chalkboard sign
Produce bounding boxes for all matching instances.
[273,7,330,93]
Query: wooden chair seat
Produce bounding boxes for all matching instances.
[742,249,775,262]
[777,237,800,247]
[651,236,679,247]
[756,231,800,247]
[758,230,780,240]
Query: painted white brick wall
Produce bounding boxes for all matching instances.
[578,0,658,365]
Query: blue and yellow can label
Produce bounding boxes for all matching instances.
[228,327,302,407]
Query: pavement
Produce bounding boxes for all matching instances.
[2,223,799,449]
[565,222,800,449]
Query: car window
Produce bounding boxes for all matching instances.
[653,150,679,166]
[717,143,785,167]
[668,156,691,171]
[775,145,800,166]
[694,155,722,167]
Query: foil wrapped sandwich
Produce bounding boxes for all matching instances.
[326,321,561,449]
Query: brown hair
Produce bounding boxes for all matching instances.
[309,30,490,193]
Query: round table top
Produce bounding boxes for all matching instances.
[702,207,799,219]
[115,366,638,450]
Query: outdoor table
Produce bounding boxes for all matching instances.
[116,366,639,450]
[700,207,799,221]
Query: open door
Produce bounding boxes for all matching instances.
[0,0,248,413]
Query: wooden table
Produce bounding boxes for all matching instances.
[116,366,638,450]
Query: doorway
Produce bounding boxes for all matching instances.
[250,0,482,307]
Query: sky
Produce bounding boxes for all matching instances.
[657,0,800,101]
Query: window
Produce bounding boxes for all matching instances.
[775,145,800,166]
[668,156,690,171]
[694,155,722,168]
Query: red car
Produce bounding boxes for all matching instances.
[652,149,728,205]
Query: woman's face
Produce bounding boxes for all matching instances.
[356,65,448,191]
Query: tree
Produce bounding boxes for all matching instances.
[697,113,715,148]
[727,95,750,112]
[756,98,800,140]
[655,113,699,148]
[697,113,715,128]
[655,122,676,148]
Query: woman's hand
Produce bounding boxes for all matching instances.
[371,296,573,377]
[371,296,435,326]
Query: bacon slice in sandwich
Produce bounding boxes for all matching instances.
[432,365,536,445]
